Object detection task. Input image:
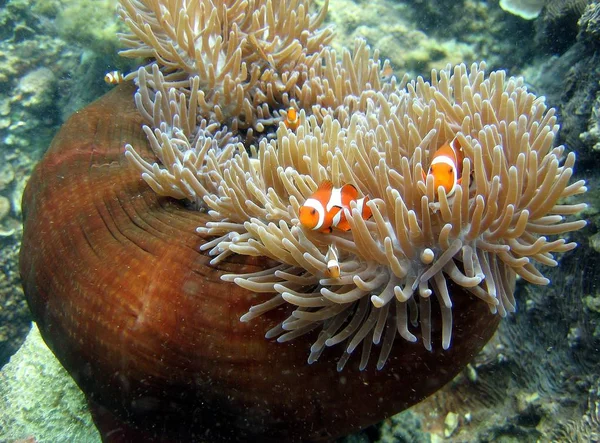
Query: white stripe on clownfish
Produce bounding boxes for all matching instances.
[326,187,343,212]
[331,205,344,228]
[302,198,326,231]
[353,196,368,214]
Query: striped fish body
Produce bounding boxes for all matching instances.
[325,244,341,278]
[104,70,124,85]
[424,137,464,196]
[299,181,372,233]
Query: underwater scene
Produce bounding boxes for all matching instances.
[0,0,598,441]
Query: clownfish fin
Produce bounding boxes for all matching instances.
[360,197,373,220]
[340,183,358,200]
[450,136,462,152]
[336,218,352,231]
[336,221,351,231]
[313,180,334,206]
[328,205,343,219]
[317,180,334,192]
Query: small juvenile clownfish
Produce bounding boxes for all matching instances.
[298,180,372,233]
[423,137,464,197]
[325,244,341,278]
[104,70,125,85]
[381,63,394,80]
[284,107,300,131]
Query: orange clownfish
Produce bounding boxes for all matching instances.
[104,70,125,85]
[298,181,372,233]
[423,137,464,197]
[284,107,300,131]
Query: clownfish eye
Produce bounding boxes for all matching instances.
[448,166,453,174]
[311,208,316,215]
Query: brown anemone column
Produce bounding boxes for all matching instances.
[20,84,500,442]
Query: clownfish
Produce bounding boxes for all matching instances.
[298,180,372,233]
[104,70,125,85]
[423,137,464,197]
[325,244,341,278]
[284,107,299,131]
[381,63,394,80]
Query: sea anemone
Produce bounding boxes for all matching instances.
[121,0,587,371]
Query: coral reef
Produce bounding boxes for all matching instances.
[326,0,476,76]
[0,0,145,368]
[52,0,123,53]
[395,0,539,73]
[534,0,590,53]
[0,240,28,366]
[531,1,599,159]
[551,379,600,441]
